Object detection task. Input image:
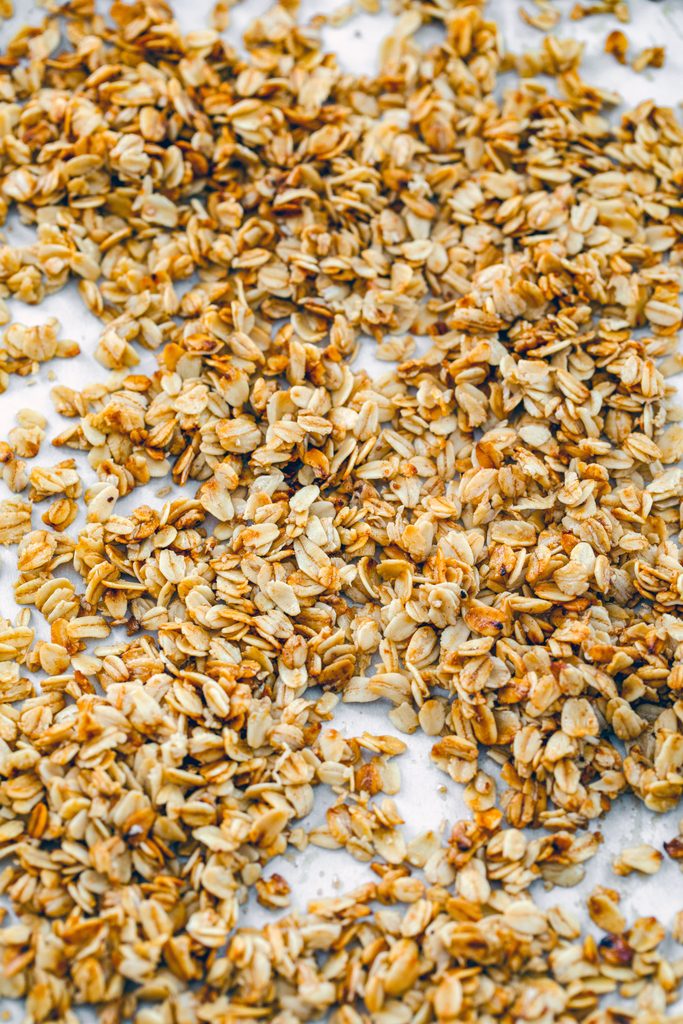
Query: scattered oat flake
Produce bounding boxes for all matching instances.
[605,29,629,64]
[519,2,561,31]
[632,45,666,72]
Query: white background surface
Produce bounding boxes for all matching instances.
[2,0,683,1019]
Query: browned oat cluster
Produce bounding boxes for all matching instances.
[1,0,683,1021]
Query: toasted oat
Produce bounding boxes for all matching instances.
[571,1,630,20]
[613,844,663,876]
[0,498,31,544]
[632,45,666,72]
[210,0,233,30]
[605,28,629,64]
[519,2,561,31]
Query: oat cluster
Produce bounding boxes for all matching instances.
[1,0,683,1022]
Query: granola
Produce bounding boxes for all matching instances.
[0,0,681,1021]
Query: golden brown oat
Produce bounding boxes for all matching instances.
[518,1,561,31]
[605,28,629,64]
[632,45,666,73]
[571,1,630,20]
[613,844,663,876]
